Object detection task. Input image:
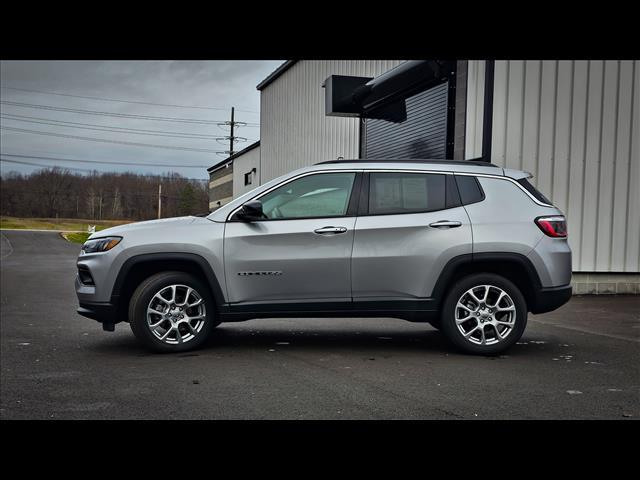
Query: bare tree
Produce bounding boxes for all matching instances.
[1,168,209,221]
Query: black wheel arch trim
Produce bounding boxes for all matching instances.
[110,252,226,307]
[430,252,546,310]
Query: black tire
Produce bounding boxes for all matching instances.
[440,273,527,355]
[129,271,219,353]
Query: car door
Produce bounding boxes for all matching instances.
[351,170,472,303]
[224,170,361,305]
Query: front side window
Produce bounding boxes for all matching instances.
[258,172,356,220]
[368,172,446,215]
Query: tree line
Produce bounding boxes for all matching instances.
[0,168,210,221]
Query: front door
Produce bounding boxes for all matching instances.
[224,171,361,305]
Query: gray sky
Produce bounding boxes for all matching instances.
[0,60,283,180]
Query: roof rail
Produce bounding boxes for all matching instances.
[314,158,500,168]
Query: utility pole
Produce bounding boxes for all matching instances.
[229,107,235,157]
[157,183,162,219]
[215,106,246,158]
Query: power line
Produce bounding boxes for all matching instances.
[0,113,227,137]
[0,113,230,140]
[1,153,211,168]
[1,86,261,114]
[0,158,208,181]
[0,100,232,125]
[1,157,120,174]
[1,126,228,153]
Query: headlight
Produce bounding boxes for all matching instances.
[81,236,122,254]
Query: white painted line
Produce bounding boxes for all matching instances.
[1,233,14,259]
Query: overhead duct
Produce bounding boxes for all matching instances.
[324,60,446,122]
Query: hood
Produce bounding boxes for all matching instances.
[88,216,207,239]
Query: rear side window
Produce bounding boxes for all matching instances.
[454,175,484,205]
[517,178,552,205]
[368,172,446,215]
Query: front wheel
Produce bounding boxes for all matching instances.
[129,271,218,353]
[440,273,527,355]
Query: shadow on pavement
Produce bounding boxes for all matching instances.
[86,324,456,356]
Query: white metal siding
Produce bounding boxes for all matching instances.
[259,60,404,183]
[232,145,260,198]
[466,60,639,273]
[464,60,485,158]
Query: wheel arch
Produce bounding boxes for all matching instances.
[432,253,542,311]
[111,253,226,321]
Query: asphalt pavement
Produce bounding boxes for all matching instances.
[1,230,638,419]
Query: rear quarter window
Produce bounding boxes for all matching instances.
[516,178,552,205]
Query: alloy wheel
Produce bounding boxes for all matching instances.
[146,284,206,345]
[454,284,516,346]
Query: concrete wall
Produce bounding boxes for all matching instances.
[466,60,640,275]
[571,273,639,295]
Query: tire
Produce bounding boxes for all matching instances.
[128,271,219,353]
[439,273,527,355]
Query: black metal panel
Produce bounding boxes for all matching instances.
[363,81,449,160]
[324,75,372,117]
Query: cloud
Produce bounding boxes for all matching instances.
[0,60,283,179]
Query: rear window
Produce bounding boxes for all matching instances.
[368,172,446,215]
[454,175,485,205]
[517,178,552,205]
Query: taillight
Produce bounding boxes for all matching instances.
[535,216,567,238]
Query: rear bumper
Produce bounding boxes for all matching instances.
[530,284,572,314]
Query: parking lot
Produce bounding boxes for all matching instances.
[1,230,638,420]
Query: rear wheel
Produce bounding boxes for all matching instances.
[129,271,218,353]
[440,273,527,355]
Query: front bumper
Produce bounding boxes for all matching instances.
[530,284,573,314]
[77,301,117,322]
[77,300,122,331]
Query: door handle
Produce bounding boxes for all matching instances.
[429,220,462,229]
[314,226,347,235]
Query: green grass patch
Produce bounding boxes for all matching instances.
[62,232,91,244]
[0,216,131,232]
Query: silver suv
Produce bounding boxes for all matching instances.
[75,159,572,355]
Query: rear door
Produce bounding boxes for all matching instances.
[351,171,472,303]
[224,171,361,305]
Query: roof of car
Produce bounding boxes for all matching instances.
[316,158,499,168]
[310,158,504,175]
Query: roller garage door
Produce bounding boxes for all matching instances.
[363,81,449,159]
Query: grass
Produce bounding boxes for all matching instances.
[61,232,91,244]
[0,216,131,232]
[1,216,133,245]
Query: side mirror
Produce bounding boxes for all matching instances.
[237,200,265,221]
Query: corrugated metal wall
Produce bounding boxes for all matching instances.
[466,60,639,273]
[259,60,404,183]
[363,81,449,159]
[232,145,260,198]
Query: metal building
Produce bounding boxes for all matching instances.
[208,59,639,293]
